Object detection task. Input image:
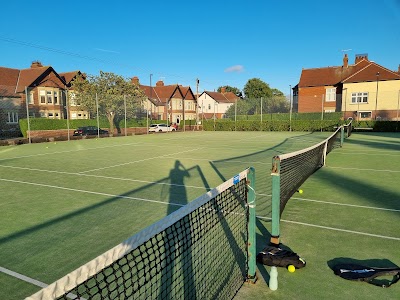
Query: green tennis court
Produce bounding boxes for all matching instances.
[1,131,399,299]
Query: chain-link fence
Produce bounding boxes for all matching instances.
[1,86,400,141]
[0,85,151,142]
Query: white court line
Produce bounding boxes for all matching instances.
[0,178,400,240]
[292,197,400,212]
[0,267,83,299]
[0,142,144,162]
[0,178,186,208]
[79,147,204,174]
[257,216,400,241]
[0,266,47,288]
[327,166,400,173]
[0,165,207,190]
[2,165,396,213]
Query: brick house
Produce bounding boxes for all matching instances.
[197,87,238,120]
[293,54,400,120]
[0,62,86,133]
[132,76,197,125]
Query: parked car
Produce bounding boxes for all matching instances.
[73,126,109,136]
[149,124,176,132]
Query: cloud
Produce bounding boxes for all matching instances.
[94,48,120,54]
[224,65,244,73]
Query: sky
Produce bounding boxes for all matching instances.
[1,0,400,95]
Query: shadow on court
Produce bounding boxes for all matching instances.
[317,168,400,214]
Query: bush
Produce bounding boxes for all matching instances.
[202,119,341,132]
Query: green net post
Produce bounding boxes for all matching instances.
[340,126,344,146]
[270,157,281,246]
[247,167,257,282]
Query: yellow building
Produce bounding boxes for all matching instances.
[342,61,400,120]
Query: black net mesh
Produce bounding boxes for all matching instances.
[56,178,249,300]
[277,127,342,215]
[326,128,342,155]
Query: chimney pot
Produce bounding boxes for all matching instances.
[355,54,368,64]
[221,87,226,93]
[156,80,164,87]
[343,54,348,68]
[131,76,139,85]
[31,61,43,68]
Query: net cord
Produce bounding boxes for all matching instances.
[278,126,342,162]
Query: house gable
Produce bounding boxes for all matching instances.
[342,62,400,83]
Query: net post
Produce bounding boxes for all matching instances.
[323,141,328,166]
[269,158,280,291]
[340,126,344,147]
[270,156,281,246]
[247,167,257,283]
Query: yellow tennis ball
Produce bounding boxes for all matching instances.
[288,265,296,273]
[299,189,303,194]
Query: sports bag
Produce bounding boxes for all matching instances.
[332,263,400,288]
[257,245,306,269]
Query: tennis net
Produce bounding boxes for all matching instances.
[272,126,342,216]
[27,168,256,300]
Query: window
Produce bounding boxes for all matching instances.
[359,111,371,119]
[7,112,18,123]
[27,92,34,104]
[54,91,58,104]
[39,89,60,104]
[351,92,368,104]
[69,92,77,106]
[40,90,46,104]
[326,88,336,101]
[47,91,53,104]
[208,104,211,110]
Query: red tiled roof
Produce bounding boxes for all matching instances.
[342,62,400,83]
[203,91,238,103]
[59,71,82,85]
[1,65,81,96]
[16,66,52,92]
[298,59,370,88]
[0,67,20,96]
[140,83,195,105]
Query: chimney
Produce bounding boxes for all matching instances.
[343,54,348,68]
[221,87,226,93]
[156,80,164,87]
[355,54,368,64]
[30,61,43,68]
[131,76,139,85]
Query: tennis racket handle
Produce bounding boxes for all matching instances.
[269,266,278,291]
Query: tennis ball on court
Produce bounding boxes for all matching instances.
[298,189,303,194]
[46,146,49,148]
[288,265,296,273]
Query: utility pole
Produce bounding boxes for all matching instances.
[196,78,199,130]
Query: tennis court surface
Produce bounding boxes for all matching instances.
[1,131,399,299]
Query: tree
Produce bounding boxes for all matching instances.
[71,71,146,134]
[243,78,272,99]
[217,85,241,95]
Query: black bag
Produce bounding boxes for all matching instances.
[332,263,400,288]
[257,245,306,269]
